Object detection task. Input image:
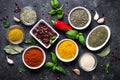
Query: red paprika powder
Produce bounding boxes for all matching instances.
[24,48,44,67]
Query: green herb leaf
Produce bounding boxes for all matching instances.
[55,66,66,74]
[19,67,25,73]
[97,46,110,57]
[105,62,110,74]
[49,9,56,15]
[57,12,64,19]
[45,62,55,68]
[56,8,63,14]
[66,30,79,39]
[3,21,10,28]
[24,39,36,45]
[51,0,58,9]
[49,36,56,45]
[78,33,85,46]
[51,52,57,64]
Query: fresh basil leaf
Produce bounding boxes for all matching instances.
[66,30,79,39]
[3,21,10,28]
[105,62,110,74]
[57,12,64,19]
[49,9,56,15]
[45,62,55,68]
[24,39,36,45]
[51,0,58,9]
[56,8,63,14]
[55,66,66,74]
[78,33,85,46]
[51,52,57,64]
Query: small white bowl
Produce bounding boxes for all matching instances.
[79,52,97,72]
[86,25,111,51]
[68,6,91,30]
[30,19,59,49]
[7,25,25,44]
[55,39,79,62]
[22,46,46,69]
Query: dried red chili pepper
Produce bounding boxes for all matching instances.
[51,20,72,31]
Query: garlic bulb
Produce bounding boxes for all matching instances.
[6,56,14,65]
[72,69,80,75]
[94,10,99,20]
[97,17,105,24]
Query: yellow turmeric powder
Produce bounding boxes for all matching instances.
[57,40,77,60]
[8,27,24,43]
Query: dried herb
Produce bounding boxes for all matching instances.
[45,52,66,74]
[19,67,25,73]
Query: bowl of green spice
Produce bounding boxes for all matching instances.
[86,25,111,51]
[68,6,91,30]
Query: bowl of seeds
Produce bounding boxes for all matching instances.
[68,6,91,30]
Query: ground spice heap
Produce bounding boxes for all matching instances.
[57,40,77,60]
[24,48,44,67]
[70,9,89,27]
[8,27,24,43]
[88,27,108,47]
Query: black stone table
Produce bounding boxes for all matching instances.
[0,0,120,80]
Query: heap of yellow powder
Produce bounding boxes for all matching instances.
[57,40,77,60]
[8,27,24,43]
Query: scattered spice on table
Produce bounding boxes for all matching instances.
[57,40,77,60]
[88,27,108,47]
[24,47,44,67]
[70,8,89,27]
[14,2,21,12]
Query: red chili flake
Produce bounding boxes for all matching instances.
[14,2,21,13]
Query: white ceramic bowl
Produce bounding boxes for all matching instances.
[79,52,97,72]
[7,25,25,44]
[55,39,79,62]
[22,46,46,69]
[86,25,111,51]
[30,19,59,49]
[68,6,91,30]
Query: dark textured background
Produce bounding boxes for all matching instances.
[0,0,120,80]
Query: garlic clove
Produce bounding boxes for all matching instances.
[97,17,105,24]
[6,56,14,65]
[94,10,99,20]
[72,69,80,75]
[13,16,20,22]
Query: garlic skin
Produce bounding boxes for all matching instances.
[6,56,14,65]
[13,16,20,22]
[94,10,99,20]
[72,69,80,75]
[97,17,105,24]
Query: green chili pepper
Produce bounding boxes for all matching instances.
[51,0,58,9]
[49,9,56,15]
[3,21,10,28]
[45,62,55,68]
[51,52,57,64]
[55,66,66,74]
[78,33,85,46]
[105,62,110,74]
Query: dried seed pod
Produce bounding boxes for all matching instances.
[94,10,99,20]
[72,69,80,75]
[97,17,105,24]
[13,16,20,22]
[6,56,14,65]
